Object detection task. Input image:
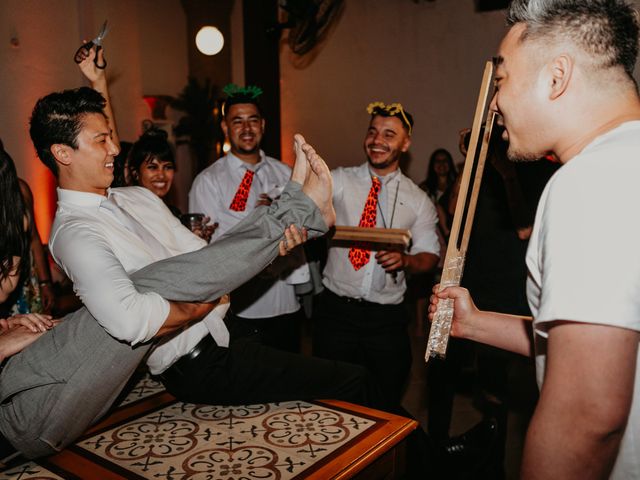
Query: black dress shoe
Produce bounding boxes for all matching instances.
[442,417,498,477]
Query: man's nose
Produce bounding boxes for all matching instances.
[489,91,499,114]
[107,138,120,157]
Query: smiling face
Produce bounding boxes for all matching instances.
[56,112,120,195]
[363,115,411,175]
[491,24,550,162]
[136,157,175,198]
[221,103,265,163]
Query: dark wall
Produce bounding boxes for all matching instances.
[242,0,281,159]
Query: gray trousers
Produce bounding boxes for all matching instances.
[0,183,326,458]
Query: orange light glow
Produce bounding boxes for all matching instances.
[31,160,57,243]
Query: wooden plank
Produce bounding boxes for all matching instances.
[332,226,412,247]
[425,60,495,361]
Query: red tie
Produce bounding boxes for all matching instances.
[349,176,381,270]
[229,169,255,211]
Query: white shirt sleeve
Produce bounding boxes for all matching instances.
[50,221,169,344]
[189,174,216,219]
[536,169,640,331]
[408,191,440,256]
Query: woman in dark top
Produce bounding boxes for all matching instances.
[128,129,215,241]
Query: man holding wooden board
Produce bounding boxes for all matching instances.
[314,102,440,409]
[429,0,640,478]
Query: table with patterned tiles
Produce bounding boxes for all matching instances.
[0,461,65,480]
[2,374,417,479]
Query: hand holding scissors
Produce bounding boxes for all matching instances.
[74,20,108,69]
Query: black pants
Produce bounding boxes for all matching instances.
[226,308,303,353]
[158,316,384,409]
[312,289,412,409]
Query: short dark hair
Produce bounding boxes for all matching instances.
[29,87,107,176]
[374,110,414,134]
[507,0,640,77]
[367,102,414,134]
[221,84,264,118]
[222,97,264,119]
[129,128,175,182]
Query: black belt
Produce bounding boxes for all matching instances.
[324,288,376,305]
[158,334,216,383]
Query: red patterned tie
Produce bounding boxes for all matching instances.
[349,176,381,270]
[229,169,255,211]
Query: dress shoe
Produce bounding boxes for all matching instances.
[441,417,498,477]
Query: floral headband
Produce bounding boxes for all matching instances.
[222,84,264,117]
[366,101,413,135]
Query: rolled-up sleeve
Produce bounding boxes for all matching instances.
[50,222,169,344]
[410,194,440,255]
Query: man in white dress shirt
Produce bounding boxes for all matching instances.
[314,102,440,408]
[190,85,308,352]
[0,52,383,459]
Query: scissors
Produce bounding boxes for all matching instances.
[74,20,108,69]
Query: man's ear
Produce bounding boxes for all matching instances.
[50,144,73,166]
[401,135,412,153]
[220,119,229,137]
[549,54,573,100]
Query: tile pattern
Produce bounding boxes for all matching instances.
[0,372,166,479]
[75,400,378,479]
[118,373,165,406]
[0,461,65,480]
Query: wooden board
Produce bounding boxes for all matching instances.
[332,226,412,248]
[425,60,496,361]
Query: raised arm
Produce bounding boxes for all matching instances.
[77,46,120,148]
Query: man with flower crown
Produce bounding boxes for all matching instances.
[190,84,310,354]
[313,102,440,409]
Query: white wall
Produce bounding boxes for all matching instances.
[280,0,640,182]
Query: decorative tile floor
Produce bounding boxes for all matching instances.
[0,372,166,479]
[72,400,377,479]
[118,373,166,407]
[0,461,65,480]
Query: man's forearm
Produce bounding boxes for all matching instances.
[155,300,217,337]
[461,310,533,356]
[404,252,439,274]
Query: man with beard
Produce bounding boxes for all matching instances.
[429,0,640,478]
[313,102,440,409]
[190,85,309,353]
